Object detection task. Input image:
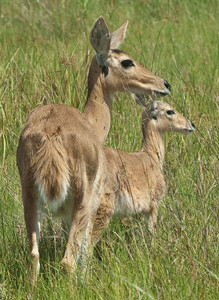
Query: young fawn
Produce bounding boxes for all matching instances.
[16,17,170,282]
[90,101,195,247]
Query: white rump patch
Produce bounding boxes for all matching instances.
[36,175,70,214]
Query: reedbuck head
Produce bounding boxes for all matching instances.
[89,16,171,104]
[142,101,195,135]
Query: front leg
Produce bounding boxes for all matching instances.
[91,194,115,248]
[148,201,158,246]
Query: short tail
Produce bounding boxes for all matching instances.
[32,135,70,210]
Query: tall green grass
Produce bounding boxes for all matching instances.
[0,0,218,299]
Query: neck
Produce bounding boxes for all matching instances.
[83,56,112,144]
[141,122,164,169]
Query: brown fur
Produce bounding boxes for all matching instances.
[90,101,194,246]
[16,17,171,283]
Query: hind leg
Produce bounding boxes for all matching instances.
[61,190,96,273]
[62,194,115,272]
[22,182,41,284]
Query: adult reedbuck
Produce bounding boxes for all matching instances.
[90,101,195,247]
[16,16,170,282]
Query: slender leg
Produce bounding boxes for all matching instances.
[22,184,41,284]
[148,201,158,246]
[91,194,115,247]
[61,190,95,273]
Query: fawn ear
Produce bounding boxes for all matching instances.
[110,20,128,49]
[144,101,158,116]
[90,16,110,57]
[151,101,158,111]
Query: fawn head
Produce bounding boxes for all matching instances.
[142,101,195,134]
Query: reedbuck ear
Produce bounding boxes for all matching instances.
[90,16,111,56]
[110,20,128,49]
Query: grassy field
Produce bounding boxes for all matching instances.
[0,0,218,299]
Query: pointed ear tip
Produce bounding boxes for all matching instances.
[123,20,129,36]
[96,16,106,23]
[96,15,103,20]
[122,20,128,30]
[91,16,104,28]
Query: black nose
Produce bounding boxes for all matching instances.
[164,80,171,91]
[191,122,195,128]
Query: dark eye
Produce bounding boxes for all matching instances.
[166,110,175,115]
[121,59,135,68]
[152,116,157,120]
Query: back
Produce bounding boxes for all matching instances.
[17,104,105,211]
